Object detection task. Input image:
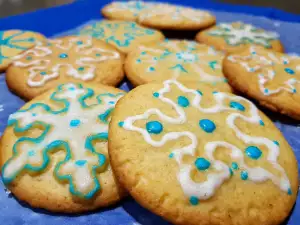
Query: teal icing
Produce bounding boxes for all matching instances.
[284,68,295,75]
[288,188,292,195]
[169,64,188,73]
[169,153,174,158]
[199,119,216,133]
[245,146,262,160]
[75,160,87,167]
[118,121,124,127]
[230,101,245,111]
[231,162,239,170]
[153,92,159,98]
[273,140,279,146]
[194,158,211,171]
[241,170,248,180]
[229,168,234,176]
[196,90,203,96]
[177,96,190,107]
[28,150,35,157]
[59,53,68,59]
[208,60,218,70]
[99,108,114,124]
[259,120,265,126]
[146,121,163,134]
[69,119,81,127]
[189,196,199,205]
[78,67,85,71]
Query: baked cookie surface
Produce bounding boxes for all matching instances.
[79,20,164,54]
[6,36,124,100]
[0,30,46,71]
[137,3,216,30]
[196,22,284,53]
[1,83,126,213]
[109,80,298,225]
[125,40,231,91]
[223,45,300,120]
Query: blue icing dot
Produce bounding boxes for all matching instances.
[169,153,174,158]
[146,121,163,134]
[241,171,248,180]
[229,168,234,176]
[28,150,35,157]
[109,101,115,104]
[96,53,101,57]
[196,90,203,96]
[70,119,81,127]
[28,37,35,42]
[245,146,262,160]
[189,196,199,205]
[136,59,141,63]
[118,121,124,127]
[249,68,255,72]
[283,60,288,65]
[284,68,295,75]
[195,158,211,171]
[78,67,84,71]
[32,113,37,117]
[273,140,279,146]
[264,89,269,94]
[141,51,146,55]
[59,53,68,58]
[230,101,245,111]
[153,92,159,98]
[26,56,32,60]
[199,119,216,133]
[148,66,155,72]
[288,188,292,195]
[177,96,190,107]
[69,87,76,91]
[75,160,87,167]
[212,91,218,94]
[40,71,47,75]
[77,41,83,45]
[259,120,265,126]
[293,89,297,93]
[232,162,239,170]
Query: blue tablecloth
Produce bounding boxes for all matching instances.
[0,1,300,225]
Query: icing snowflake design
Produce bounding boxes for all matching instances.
[79,21,156,48]
[0,30,42,65]
[138,4,211,22]
[208,23,279,48]
[136,40,226,82]
[12,37,120,87]
[1,83,124,199]
[105,1,154,17]
[228,46,300,96]
[120,79,291,204]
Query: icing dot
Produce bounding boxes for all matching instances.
[108,101,115,105]
[293,89,297,93]
[32,113,37,117]
[264,89,269,94]
[77,41,83,45]
[283,60,288,65]
[96,53,101,57]
[148,66,155,72]
[75,160,87,167]
[26,56,32,60]
[195,158,211,171]
[177,96,190,107]
[288,188,292,195]
[259,120,265,126]
[169,153,174,158]
[241,171,248,180]
[69,87,76,91]
[232,162,239,170]
[28,150,35,157]
[196,90,203,96]
[251,51,256,55]
[273,140,279,146]
[78,67,85,71]
[28,37,35,42]
[146,121,163,134]
[285,68,295,75]
[229,168,234,176]
[141,51,146,55]
[189,196,199,205]
[199,119,216,133]
[118,121,124,127]
[249,68,255,72]
[212,91,218,94]
[230,101,245,111]
[153,92,159,98]
[59,53,68,58]
[70,119,81,127]
[136,59,141,63]
[223,78,228,83]
[245,146,262,160]
[153,57,158,61]
[40,71,47,76]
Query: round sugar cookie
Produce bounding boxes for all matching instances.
[0,83,126,213]
[0,30,46,71]
[109,79,298,225]
[223,45,300,120]
[78,20,164,54]
[125,39,232,92]
[137,3,216,30]
[102,1,155,21]
[6,36,124,100]
[196,22,284,54]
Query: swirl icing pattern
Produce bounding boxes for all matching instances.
[1,83,124,199]
[120,79,291,204]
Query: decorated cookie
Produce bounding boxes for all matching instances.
[78,20,164,54]
[0,30,46,71]
[6,36,124,100]
[223,45,300,120]
[0,83,126,212]
[196,22,284,53]
[102,1,155,21]
[109,79,298,225]
[137,3,216,30]
[125,39,231,91]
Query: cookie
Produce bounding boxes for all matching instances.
[0,83,126,212]
[6,36,124,100]
[109,79,298,225]
[0,30,46,71]
[196,22,284,53]
[78,20,164,54]
[137,3,216,30]
[125,39,232,92]
[102,1,154,21]
[223,45,300,120]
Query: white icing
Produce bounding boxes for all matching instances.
[13,37,120,87]
[105,1,155,15]
[122,79,291,200]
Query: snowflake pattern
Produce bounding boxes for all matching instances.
[0,30,44,65]
[12,36,120,87]
[0,104,4,112]
[1,83,124,199]
[135,40,227,83]
[208,22,279,48]
[228,46,300,96]
[120,79,291,205]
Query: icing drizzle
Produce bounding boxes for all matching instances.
[12,37,120,87]
[120,79,291,204]
[1,83,124,199]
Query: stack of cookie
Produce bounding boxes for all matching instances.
[0,1,299,225]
